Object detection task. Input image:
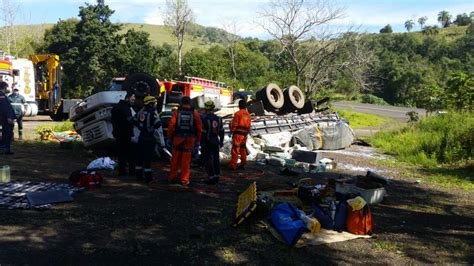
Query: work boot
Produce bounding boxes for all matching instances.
[135,169,143,181]
[144,170,153,183]
[18,134,23,141]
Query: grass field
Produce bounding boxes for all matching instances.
[335,108,393,129]
[13,23,219,52]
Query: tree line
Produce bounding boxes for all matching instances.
[34,1,473,112]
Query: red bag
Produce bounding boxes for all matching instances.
[70,170,103,189]
[346,205,373,235]
[78,172,103,189]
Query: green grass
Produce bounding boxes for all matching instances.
[373,158,474,190]
[121,23,216,52]
[369,112,474,190]
[14,23,218,52]
[36,120,74,133]
[370,112,473,167]
[335,108,393,129]
[372,241,402,252]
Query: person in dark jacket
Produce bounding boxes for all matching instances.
[200,100,225,185]
[133,95,163,182]
[0,81,15,155]
[111,92,136,176]
[8,86,26,140]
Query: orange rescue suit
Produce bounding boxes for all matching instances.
[167,104,203,184]
[229,108,251,169]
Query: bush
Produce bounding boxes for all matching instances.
[371,112,473,166]
[361,94,389,105]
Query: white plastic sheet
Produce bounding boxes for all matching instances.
[87,157,117,170]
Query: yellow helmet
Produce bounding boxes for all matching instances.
[144,95,157,105]
[204,100,215,110]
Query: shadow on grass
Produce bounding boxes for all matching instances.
[417,163,474,189]
[0,145,473,264]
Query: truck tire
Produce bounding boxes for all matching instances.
[297,100,315,115]
[255,83,284,112]
[122,72,159,98]
[282,85,305,112]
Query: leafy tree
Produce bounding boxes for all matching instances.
[416,85,446,114]
[418,16,428,30]
[437,10,452,28]
[259,0,343,88]
[404,19,415,32]
[67,3,122,97]
[117,29,159,75]
[380,24,393,33]
[446,72,473,111]
[454,13,472,26]
[422,25,440,36]
[156,43,179,80]
[42,18,78,55]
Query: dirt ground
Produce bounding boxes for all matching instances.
[0,119,473,265]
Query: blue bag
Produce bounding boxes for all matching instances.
[271,203,308,246]
[312,201,348,231]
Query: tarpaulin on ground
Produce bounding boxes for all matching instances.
[0,181,83,210]
[268,225,371,247]
[53,131,81,141]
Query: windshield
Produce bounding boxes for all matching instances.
[110,81,123,91]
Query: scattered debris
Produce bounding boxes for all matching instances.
[0,181,83,210]
[233,182,257,227]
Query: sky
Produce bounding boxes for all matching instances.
[14,0,474,38]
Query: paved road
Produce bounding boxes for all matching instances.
[333,101,426,121]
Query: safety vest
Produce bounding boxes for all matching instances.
[175,109,195,136]
[203,113,222,140]
[233,112,251,136]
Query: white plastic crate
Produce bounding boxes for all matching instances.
[352,186,386,204]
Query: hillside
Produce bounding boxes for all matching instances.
[9,22,234,54]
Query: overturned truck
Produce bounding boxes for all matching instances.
[69,73,355,152]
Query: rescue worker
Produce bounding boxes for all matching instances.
[133,95,163,182]
[167,96,202,186]
[111,92,136,177]
[8,86,26,140]
[200,100,224,185]
[0,81,15,155]
[229,100,252,170]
